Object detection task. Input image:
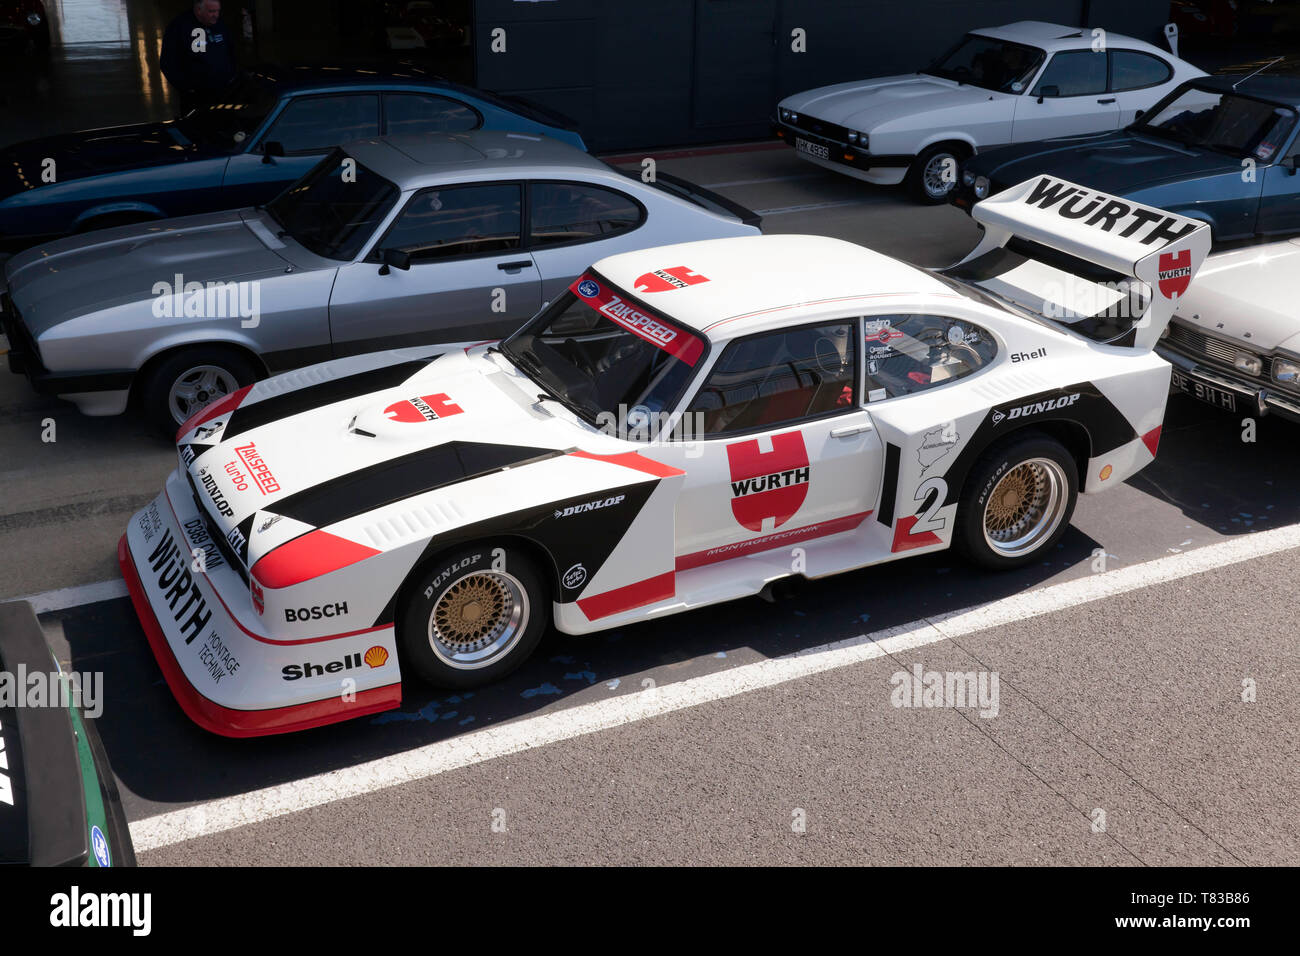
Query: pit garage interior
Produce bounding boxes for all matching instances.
[8,0,1296,150]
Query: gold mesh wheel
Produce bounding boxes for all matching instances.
[428,570,529,669]
[982,457,1069,558]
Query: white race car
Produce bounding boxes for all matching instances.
[119,177,1209,736]
[774,20,1203,202]
[1157,237,1300,422]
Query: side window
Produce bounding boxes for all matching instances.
[1109,51,1172,92]
[263,94,379,153]
[383,92,480,136]
[377,183,522,262]
[529,183,643,248]
[687,323,857,436]
[1031,51,1107,97]
[863,315,996,399]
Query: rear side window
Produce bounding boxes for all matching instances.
[1032,51,1107,97]
[1109,51,1172,91]
[264,94,379,153]
[863,315,996,399]
[529,182,642,248]
[687,323,857,435]
[383,92,480,136]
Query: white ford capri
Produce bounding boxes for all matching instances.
[774,20,1203,202]
[120,176,1209,736]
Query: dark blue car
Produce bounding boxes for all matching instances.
[0,63,586,253]
[954,72,1300,243]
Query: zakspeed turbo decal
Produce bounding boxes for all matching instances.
[726,431,810,532]
[570,273,705,366]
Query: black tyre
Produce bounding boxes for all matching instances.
[906,143,963,204]
[398,544,549,689]
[139,347,260,438]
[955,433,1078,570]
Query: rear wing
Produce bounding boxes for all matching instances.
[940,176,1211,350]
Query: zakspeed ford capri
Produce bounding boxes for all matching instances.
[119,176,1210,736]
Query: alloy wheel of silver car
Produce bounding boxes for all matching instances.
[168,365,239,425]
[922,152,957,200]
[426,568,530,670]
[981,456,1070,558]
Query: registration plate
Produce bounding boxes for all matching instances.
[1170,369,1237,412]
[795,137,829,160]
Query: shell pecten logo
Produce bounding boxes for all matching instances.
[364,645,390,669]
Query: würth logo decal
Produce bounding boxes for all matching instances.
[1157,250,1192,299]
[726,431,810,532]
[384,393,464,423]
[1023,177,1199,246]
[633,266,710,293]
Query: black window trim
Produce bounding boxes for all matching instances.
[1106,48,1174,95]
[366,179,527,265]
[379,88,484,136]
[257,91,383,157]
[522,178,647,253]
[674,317,864,441]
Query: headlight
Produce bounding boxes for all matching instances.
[847,131,858,142]
[974,176,990,199]
[858,132,868,150]
[961,170,975,187]
[26,12,42,25]
[1234,352,1262,376]
[1273,357,1300,385]
[779,108,790,122]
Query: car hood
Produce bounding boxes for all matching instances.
[0,123,206,201]
[780,74,999,129]
[1172,238,1300,353]
[4,209,295,338]
[969,131,1238,190]
[176,350,603,568]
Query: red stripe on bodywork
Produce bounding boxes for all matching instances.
[252,529,382,589]
[175,383,252,441]
[675,511,871,571]
[1142,425,1162,458]
[569,450,685,478]
[576,571,675,621]
[119,535,401,737]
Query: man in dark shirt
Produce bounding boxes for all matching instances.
[160,0,237,114]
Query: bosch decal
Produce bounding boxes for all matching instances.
[285,602,349,622]
[384,393,465,424]
[633,266,710,293]
[726,431,810,532]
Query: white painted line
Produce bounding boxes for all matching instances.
[702,173,824,188]
[128,521,1300,853]
[753,199,879,215]
[12,578,129,614]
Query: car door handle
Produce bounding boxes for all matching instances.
[1097,97,1116,104]
[497,260,533,270]
[830,423,872,438]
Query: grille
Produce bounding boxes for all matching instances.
[186,471,249,584]
[1166,323,1270,378]
[784,113,853,145]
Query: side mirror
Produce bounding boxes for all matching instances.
[378,248,411,275]
[261,140,285,164]
[1283,156,1298,176]
[1036,85,1059,104]
[1134,109,1145,121]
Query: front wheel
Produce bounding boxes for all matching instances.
[955,433,1078,570]
[138,347,260,438]
[397,544,549,689]
[906,144,963,204]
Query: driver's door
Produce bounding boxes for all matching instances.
[661,320,882,569]
[328,181,541,354]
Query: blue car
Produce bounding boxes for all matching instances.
[0,63,586,253]
[954,72,1300,243]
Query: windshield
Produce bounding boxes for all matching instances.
[174,74,278,149]
[1134,84,1298,160]
[265,150,398,260]
[923,34,1045,93]
[501,274,705,435]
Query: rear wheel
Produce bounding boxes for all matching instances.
[956,433,1078,570]
[397,544,549,688]
[138,347,260,437]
